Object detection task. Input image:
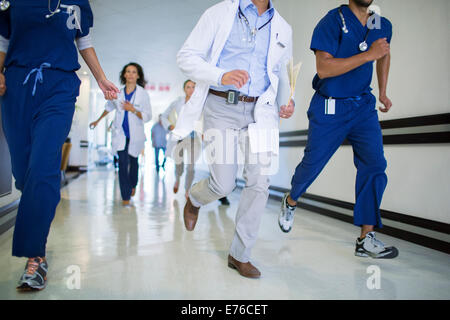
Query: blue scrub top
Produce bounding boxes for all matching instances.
[0,0,93,71]
[310,5,392,98]
[122,88,136,139]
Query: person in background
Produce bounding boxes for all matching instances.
[161,80,201,199]
[90,62,152,206]
[151,114,168,173]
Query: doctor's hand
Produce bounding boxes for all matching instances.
[379,95,392,113]
[98,78,119,100]
[367,38,390,61]
[279,100,295,119]
[122,101,135,112]
[89,121,99,130]
[0,73,6,96]
[221,70,249,89]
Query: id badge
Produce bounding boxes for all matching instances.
[226,90,239,105]
[325,98,335,115]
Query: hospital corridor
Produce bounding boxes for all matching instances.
[0,0,449,303]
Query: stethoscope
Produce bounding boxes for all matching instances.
[0,0,10,11]
[0,0,62,19]
[238,6,273,43]
[338,5,374,52]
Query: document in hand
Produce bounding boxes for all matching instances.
[168,109,178,127]
[276,58,302,110]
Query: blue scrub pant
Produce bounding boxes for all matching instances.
[117,138,139,201]
[290,92,387,228]
[154,147,166,170]
[1,65,80,258]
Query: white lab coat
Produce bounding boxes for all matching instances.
[105,85,152,157]
[161,97,184,131]
[174,0,293,155]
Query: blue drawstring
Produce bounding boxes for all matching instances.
[23,63,51,96]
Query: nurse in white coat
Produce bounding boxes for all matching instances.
[90,62,152,206]
[175,0,295,278]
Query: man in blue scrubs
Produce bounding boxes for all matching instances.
[151,114,168,173]
[278,0,399,259]
[0,0,118,290]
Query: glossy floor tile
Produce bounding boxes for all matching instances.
[0,161,449,300]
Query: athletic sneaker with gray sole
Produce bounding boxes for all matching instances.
[17,257,48,291]
[278,192,297,233]
[355,232,399,259]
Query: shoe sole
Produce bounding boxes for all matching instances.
[17,282,46,291]
[355,248,399,259]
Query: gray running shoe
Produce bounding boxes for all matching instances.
[278,192,297,233]
[17,257,48,291]
[355,232,399,259]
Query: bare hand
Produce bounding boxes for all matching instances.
[168,125,175,131]
[89,121,98,130]
[98,78,119,100]
[367,38,390,61]
[279,100,295,119]
[221,70,249,89]
[122,101,135,112]
[0,73,6,96]
[379,95,392,113]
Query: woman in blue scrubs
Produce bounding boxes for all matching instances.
[278,0,399,259]
[0,0,119,291]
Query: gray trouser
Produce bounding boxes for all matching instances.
[174,136,200,191]
[189,93,271,263]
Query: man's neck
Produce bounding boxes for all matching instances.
[251,0,270,16]
[348,2,370,26]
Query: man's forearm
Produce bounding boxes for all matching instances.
[317,51,372,79]
[0,51,6,72]
[79,47,106,82]
[376,53,390,96]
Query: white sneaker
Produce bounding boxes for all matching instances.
[355,232,399,259]
[278,192,297,233]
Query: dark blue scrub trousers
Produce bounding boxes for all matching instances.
[117,138,139,201]
[154,147,166,171]
[290,92,387,228]
[1,65,80,258]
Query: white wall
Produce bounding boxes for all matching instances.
[271,0,450,223]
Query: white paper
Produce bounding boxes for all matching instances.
[276,61,292,109]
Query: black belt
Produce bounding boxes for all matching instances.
[209,89,258,103]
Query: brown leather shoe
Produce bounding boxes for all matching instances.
[183,197,200,231]
[227,255,261,279]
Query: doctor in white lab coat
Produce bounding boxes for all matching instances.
[161,80,202,199]
[176,0,295,278]
[90,62,152,206]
